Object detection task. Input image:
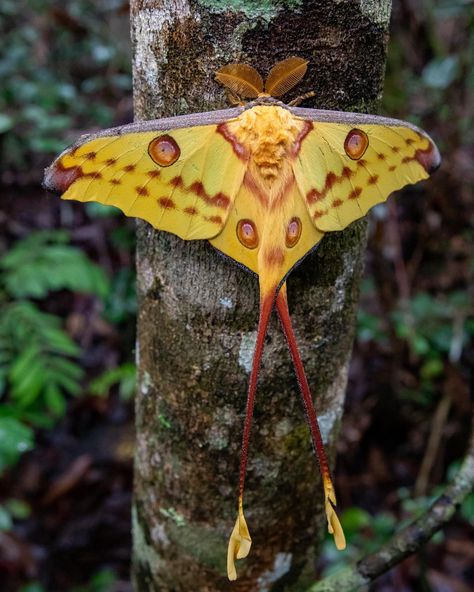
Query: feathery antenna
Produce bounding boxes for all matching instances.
[215,63,264,98]
[265,57,309,97]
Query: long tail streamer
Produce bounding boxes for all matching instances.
[275,283,346,551]
[227,285,276,581]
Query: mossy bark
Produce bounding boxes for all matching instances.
[131,1,392,590]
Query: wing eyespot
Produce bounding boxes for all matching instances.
[286,217,302,248]
[149,135,181,167]
[344,129,369,160]
[237,219,259,249]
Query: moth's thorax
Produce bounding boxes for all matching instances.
[227,106,305,183]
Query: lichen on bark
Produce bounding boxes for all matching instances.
[131,1,392,590]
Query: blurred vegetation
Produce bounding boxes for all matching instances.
[0,225,137,454]
[358,287,473,406]
[0,0,472,590]
[0,0,134,469]
[1,4,135,588]
[0,231,107,436]
[0,0,131,181]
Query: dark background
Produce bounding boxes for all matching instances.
[0,1,472,590]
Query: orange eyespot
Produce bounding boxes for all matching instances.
[344,129,369,160]
[286,217,302,248]
[149,135,180,166]
[237,219,258,249]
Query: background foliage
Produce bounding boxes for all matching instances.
[0,0,472,590]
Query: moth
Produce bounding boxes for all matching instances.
[44,57,440,580]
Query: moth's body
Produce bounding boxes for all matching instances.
[211,104,322,294]
[44,58,440,581]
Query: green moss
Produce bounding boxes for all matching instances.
[307,566,368,592]
[158,413,172,429]
[198,0,303,21]
[160,507,187,527]
[283,424,309,452]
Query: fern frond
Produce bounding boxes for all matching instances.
[0,301,84,421]
[0,230,110,299]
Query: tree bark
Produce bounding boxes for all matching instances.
[131,1,392,590]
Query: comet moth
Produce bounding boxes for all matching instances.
[44,57,440,580]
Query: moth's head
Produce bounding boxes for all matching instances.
[215,56,308,104]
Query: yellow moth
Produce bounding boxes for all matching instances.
[44,57,440,580]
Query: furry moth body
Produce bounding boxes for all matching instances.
[44,58,440,580]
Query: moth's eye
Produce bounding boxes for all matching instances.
[237,219,258,249]
[149,135,180,166]
[286,217,302,248]
[344,129,369,160]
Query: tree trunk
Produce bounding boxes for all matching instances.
[131,1,391,590]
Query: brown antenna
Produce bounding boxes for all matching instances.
[264,57,309,98]
[215,63,264,99]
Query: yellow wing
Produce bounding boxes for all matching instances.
[44,111,246,241]
[290,112,441,232]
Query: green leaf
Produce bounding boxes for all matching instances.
[371,512,397,536]
[420,358,444,380]
[48,356,84,380]
[340,507,371,534]
[19,410,55,430]
[0,506,13,531]
[52,372,82,396]
[44,383,66,416]
[11,357,45,404]
[411,334,430,356]
[85,202,121,218]
[89,363,136,400]
[422,56,459,89]
[0,113,14,133]
[0,301,83,418]
[41,327,81,356]
[9,344,41,383]
[0,417,34,472]
[5,498,31,520]
[460,493,474,526]
[70,568,117,592]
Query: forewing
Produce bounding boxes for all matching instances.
[290,108,440,232]
[44,109,247,240]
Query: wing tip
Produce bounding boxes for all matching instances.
[42,168,59,196]
[42,158,84,197]
[417,136,441,175]
[42,164,61,196]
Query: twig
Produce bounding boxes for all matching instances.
[415,308,466,497]
[308,411,474,592]
[414,392,452,497]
